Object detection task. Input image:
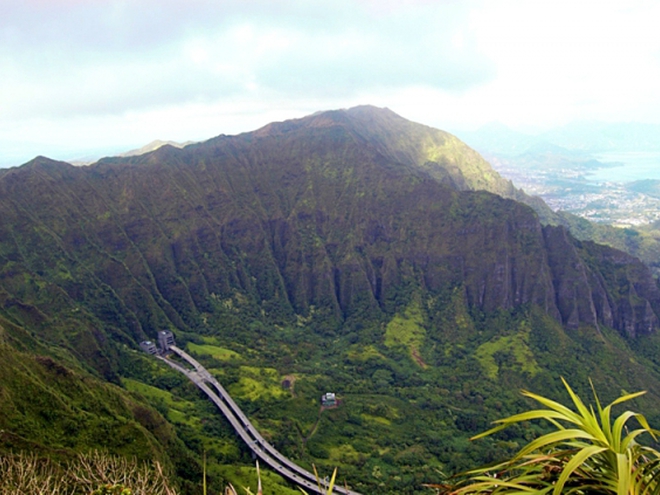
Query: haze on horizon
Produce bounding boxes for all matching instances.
[2,0,659,167]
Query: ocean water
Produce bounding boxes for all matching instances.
[589,152,660,183]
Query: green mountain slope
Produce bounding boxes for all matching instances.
[0,316,200,489]
[1,107,657,343]
[2,106,660,493]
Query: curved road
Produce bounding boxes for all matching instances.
[156,345,361,495]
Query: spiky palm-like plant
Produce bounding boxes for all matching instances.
[302,464,338,495]
[236,462,338,495]
[444,378,660,495]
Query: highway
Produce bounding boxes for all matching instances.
[156,345,361,495]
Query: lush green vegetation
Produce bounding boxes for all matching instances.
[2,106,660,494]
[114,298,660,493]
[444,380,660,495]
[556,211,660,278]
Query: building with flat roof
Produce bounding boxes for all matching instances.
[158,330,175,353]
[139,340,158,355]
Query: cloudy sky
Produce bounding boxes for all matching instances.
[2,0,660,167]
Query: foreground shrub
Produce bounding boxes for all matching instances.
[224,461,338,495]
[0,450,176,494]
[440,378,660,495]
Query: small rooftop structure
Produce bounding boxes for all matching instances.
[139,340,158,355]
[158,330,175,353]
[321,392,337,407]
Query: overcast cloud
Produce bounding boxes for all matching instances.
[2,0,660,166]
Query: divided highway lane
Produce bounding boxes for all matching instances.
[156,347,361,495]
[157,356,324,494]
[168,347,340,491]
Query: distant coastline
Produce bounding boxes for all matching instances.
[586,151,660,183]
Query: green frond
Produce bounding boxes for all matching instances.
[613,411,644,450]
[326,468,338,494]
[559,378,609,443]
[621,428,652,451]
[636,458,660,495]
[590,378,603,412]
[454,477,552,494]
[617,452,631,495]
[560,377,591,420]
[521,390,582,424]
[517,429,597,458]
[450,381,660,495]
[471,423,511,441]
[634,414,659,441]
[553,445,608,495]
[610,390,647,408]
[472,410,574,441]
[496,410,580,426]
[600,403,614,444]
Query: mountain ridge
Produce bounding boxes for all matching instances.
[4,106,660,493]
[2,106,658,343]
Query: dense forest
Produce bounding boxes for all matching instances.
[3,106,660,493]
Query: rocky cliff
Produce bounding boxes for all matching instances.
[1,107,658,371]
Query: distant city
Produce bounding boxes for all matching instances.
[456,122,660,228]
[487,153,660,227]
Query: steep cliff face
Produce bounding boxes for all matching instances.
[579,238,660,337]
[0,106,658,368]
[539,225,660,336]
[0,314,189,468]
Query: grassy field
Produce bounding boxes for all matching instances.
[187,341,242,361]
